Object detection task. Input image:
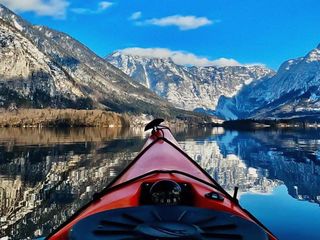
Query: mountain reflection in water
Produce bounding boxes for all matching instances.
[0,127,319,239]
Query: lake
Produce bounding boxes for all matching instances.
[0,127,320,239]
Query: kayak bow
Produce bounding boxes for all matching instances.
[48,120,277,240]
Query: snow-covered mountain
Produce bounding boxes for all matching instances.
[215,44,320,119]
[4,2,319,121]
[107,52,274,112]
[0,4,180,116]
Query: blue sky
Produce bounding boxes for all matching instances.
[2,0,320,70]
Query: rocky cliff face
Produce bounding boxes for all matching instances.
[0,4,180,116]
[0,17,86,108]
[215,45,320,119]
[107,52,274,112]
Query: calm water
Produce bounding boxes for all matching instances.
[0,127,320,239]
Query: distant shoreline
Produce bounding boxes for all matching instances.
[0,109,129,128]
[1,109,319,130]
[212,118,320,130]
[0,108,211,128]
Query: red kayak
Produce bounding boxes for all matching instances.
[47,119,277,240]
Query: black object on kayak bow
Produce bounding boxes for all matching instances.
[144,118,165,132]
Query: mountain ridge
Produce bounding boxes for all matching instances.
[107,51,274,112]
[2,4,319,121]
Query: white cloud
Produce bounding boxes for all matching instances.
[129,11,142,20]
[71,1,113,15]
[118,47,242,67]
[0,0,69,18]
[143,15,213,30]
[99,1,113,10]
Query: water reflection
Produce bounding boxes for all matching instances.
[180,138,281,196]
[213,130,320,204]
[0,127,146,239]
[0,127,319,239]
